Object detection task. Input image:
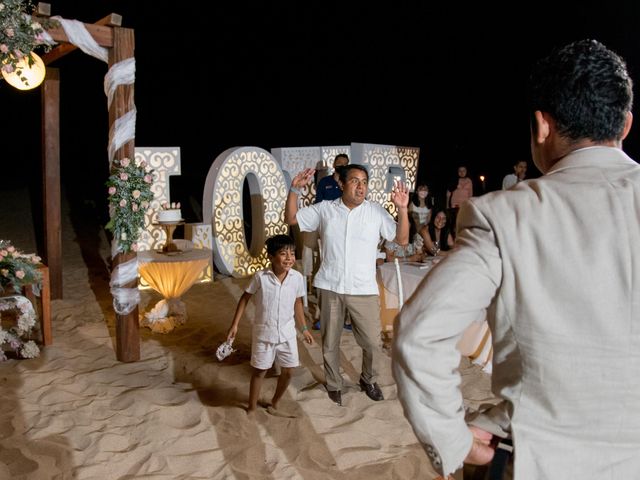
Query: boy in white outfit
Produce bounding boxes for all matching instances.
[226,234,314,415]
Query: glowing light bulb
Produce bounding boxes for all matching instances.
[1,52,46,91]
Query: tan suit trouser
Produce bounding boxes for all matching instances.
[318,289,381,392]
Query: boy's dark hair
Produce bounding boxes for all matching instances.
[266,234,295,256]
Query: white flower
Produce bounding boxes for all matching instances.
[20,340,40,359]
[0,294,39,360]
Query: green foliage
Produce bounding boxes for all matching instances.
[0,239,42,294]
[105,158,155,254]
[0,0,57,84]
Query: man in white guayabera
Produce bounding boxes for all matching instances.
[285,164,409,407]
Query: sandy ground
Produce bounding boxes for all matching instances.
[0,186,496,479]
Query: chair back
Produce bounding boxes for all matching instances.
[394,258,404,309]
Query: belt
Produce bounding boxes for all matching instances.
[488,437,513,480]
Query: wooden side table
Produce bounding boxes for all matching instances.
[23,264,52,346]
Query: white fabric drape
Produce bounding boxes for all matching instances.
[52,17,139,316]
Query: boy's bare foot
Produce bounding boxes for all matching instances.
[246,407,257,418]
[266,405,297,418]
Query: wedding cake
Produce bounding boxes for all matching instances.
[157,202,182,222]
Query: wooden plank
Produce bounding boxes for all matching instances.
[36,20,115,47]
[42,43,76,65]
[37,2,122,27]
[41,68,62,300]
[42,13,123,65]
[23,265,52,346]
[36,3,51,16]
[39,265,51,345]
[109,27,139,362]
[112,251,139,362]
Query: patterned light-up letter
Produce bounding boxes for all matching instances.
[202,147,288,277]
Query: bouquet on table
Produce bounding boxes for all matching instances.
[0,240,42,360]
[0,239,42,294]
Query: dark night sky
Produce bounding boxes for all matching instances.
[3,1,640,223]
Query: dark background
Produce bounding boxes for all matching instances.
[3,1,640,225]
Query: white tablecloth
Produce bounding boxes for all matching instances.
[377,260,435,308]
[377,259,493,372]
[137,248,212,333]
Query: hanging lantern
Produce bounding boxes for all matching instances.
[1,52,46,91]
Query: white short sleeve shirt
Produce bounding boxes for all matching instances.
[246,268,306,343]
[296,198,397,295]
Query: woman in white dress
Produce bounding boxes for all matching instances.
[408,184,433,231]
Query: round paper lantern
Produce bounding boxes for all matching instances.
[1,52,46,91]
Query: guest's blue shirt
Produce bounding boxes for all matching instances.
[315,175,342,203]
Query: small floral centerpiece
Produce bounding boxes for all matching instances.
[106,157,155,254]
[0,240,42,361]
[0,295,39,361]
[0,239,42,294]
[0,0,57,84]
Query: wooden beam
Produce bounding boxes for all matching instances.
[41,13,122,65]
[109,27,139,362]
[36,3,51,16]
[42,43,76,65]
[41,68,63,300]
[35,17,115,47]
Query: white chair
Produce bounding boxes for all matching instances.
[393,258,405,310]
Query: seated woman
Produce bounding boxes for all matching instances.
[384,221,424,263]
[418,209,455,256]
[408,184,433,231]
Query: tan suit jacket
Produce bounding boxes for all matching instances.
[393,147,640,478]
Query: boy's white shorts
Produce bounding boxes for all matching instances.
[251,337,299,370]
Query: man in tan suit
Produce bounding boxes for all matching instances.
[393,39,640,479]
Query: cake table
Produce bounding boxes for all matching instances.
[137,247,212,333]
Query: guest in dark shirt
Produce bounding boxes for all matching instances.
[315,153,349,203]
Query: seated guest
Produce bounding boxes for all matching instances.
[384,222,424,263]
[419,209,454,256]
[408,184,433,231]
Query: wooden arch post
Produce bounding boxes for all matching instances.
[40,7,140,362]
[109,27,140,362]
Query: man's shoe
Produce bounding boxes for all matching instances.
[343,323,352,331]
[327,390,342,406]
[359,379,384,401]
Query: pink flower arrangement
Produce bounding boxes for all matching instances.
[0,0,57,81]
[105,157,155,254]
[0,239,42,294]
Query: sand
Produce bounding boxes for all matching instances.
[0,186,496,479]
